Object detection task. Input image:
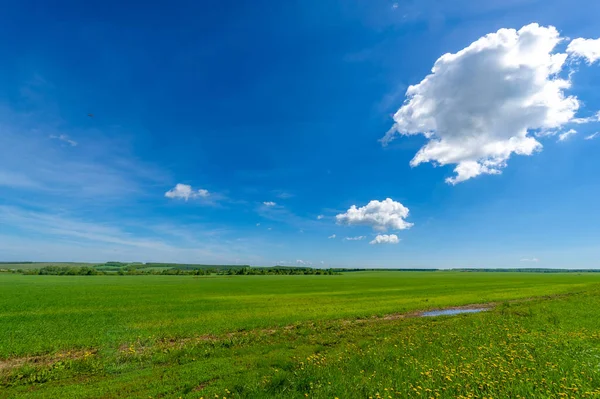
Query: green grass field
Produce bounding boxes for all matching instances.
[1,272,600,398]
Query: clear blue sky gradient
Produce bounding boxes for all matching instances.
[0,0,599,268]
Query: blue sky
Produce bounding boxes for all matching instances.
[1,0,599,268]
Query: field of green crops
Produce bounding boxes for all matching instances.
[2,272,600,398]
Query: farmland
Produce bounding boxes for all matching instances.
[1,272,600,398]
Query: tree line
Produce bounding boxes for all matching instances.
[14,265,340,276]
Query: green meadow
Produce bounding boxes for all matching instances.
[1,272,600,398]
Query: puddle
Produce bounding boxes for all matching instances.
[421,308,488,317]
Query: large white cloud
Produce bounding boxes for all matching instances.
[336,198,413,231]
[165,183,210,201]
[369,234,400,245]
[567,37,600,64]
[381,23,599,184]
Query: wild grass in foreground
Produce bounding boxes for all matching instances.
[1,273,600,398]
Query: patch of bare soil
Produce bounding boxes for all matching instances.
[0,349,97,372]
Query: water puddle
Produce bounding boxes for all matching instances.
[420,308,488,317]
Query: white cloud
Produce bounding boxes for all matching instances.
[165,183,210,201]
[344,236,366,241]
[558,129,577,142]
[585,132,599,140]
[267,227,272,231]
[567,37,600,64]
[380,23,595,184]
[49,134,77,147]
[328,234,336,239]
[520,258,540,262]
[256,223,261,226]
[336,198,413,231]
[571,111,600,124]
[369,234,400,245]
[317,214,324,220]
[263,201,277,207]
[296,259,312,265]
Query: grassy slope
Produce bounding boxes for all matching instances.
[2,272,600,358]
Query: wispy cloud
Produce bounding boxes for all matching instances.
[585,132,599,140]
[49,134,77,146]
[256,202,321,232]
[571,111,600,124]
[520,258,540,262]
[344,236,366,241]
[0,205,169,249]
[263,201,277,207]
[558,129,577,142]
[273,190,294,199]
[0,171,41,189]
[0,106,167,201]
[0,205,265,263]
[328,234,336,239]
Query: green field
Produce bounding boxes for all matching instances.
[2,272,600,398]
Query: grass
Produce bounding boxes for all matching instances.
[1,272,600,398]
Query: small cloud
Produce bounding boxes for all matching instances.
[392,2,399,9]
[520,258,540,262]
[299,229,304,233]
[256,223,261,226]
[320,260,325,265]
[267,227,272,231]
[344,236,366,241]
[558,129,577,142]
[49,134,77,147]
[296,259,312,266]
[571,111,600,124]
[585,132,599,140]
[567,37,600,64]
[336,198,413,231]
[263,201,277,207]
[165,184,210,201]
[317,215,324,220]
[369,234,400,245]
[328,234,336,239]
